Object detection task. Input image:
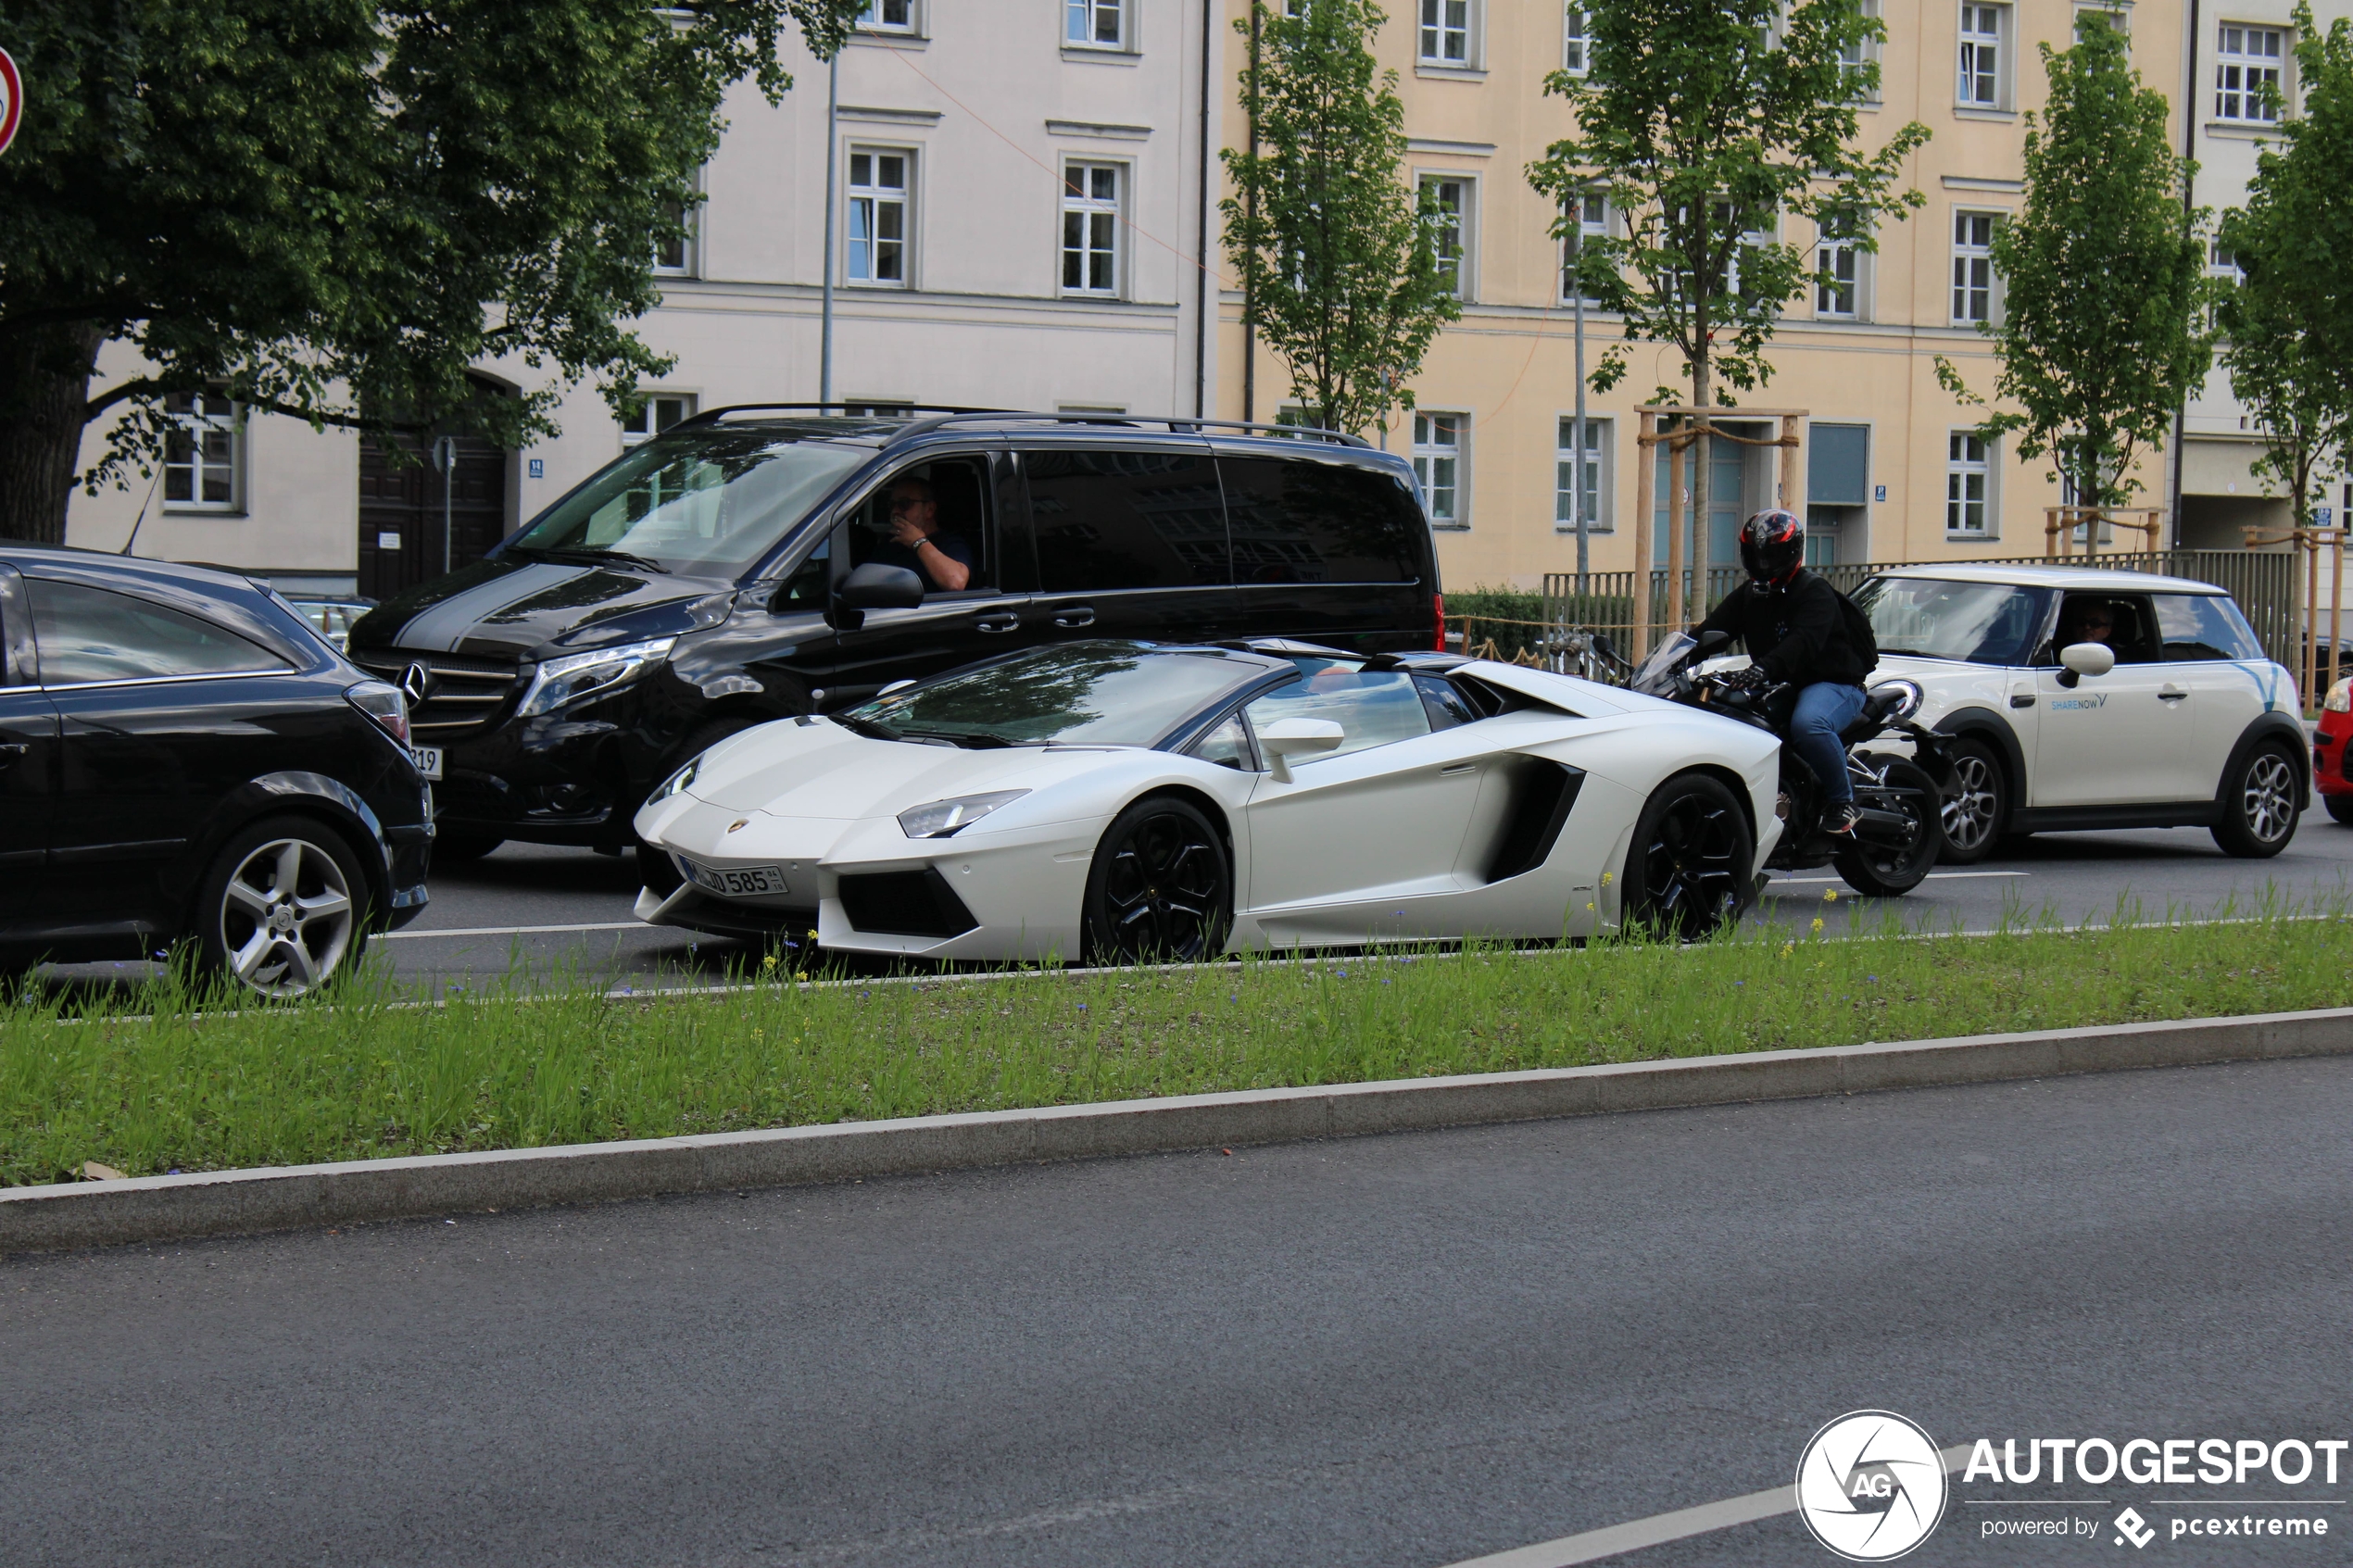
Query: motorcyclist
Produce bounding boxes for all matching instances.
[1693,510,1876,834]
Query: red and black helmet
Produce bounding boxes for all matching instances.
[1739,508,1806,587]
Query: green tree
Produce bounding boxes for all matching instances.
[1528,0,1928,584]
[2216,3,2353,532]
[0,0,865,544]
[1220,0,1458,437]
[1936,14,2209,517]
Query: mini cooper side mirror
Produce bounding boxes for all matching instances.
[1256,718,1345,783]
[2056,641,2116,688]
[827,563,926,631]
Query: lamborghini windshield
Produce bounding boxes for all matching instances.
[845,643,1265,748]
[504,420,875,574]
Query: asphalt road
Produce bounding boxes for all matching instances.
[6,1055,2349,1566]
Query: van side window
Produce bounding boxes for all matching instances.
[844,455,993,596]
[1023,449,1227,592]
[1218,457,1423,585]
[775,534,831,611]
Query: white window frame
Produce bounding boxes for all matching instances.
[1562,5,1590,75]
[1414,410,1468,529]
[2215,23,2285,124]
[846,146,912,288]
[1561,190,1609,305]
[1555,416,1614,533]
[1957,3,2010,110]
[859,0,919,35]
[653,178,699,278]
[1065,0,1127,51]
[1946,430,1995,537]
[1419,0,1475,67]
[1816,217,1862,319]
[1060,160,1125,297]
[161,389,244,514]
[1951,208,1999,325]
[1421,173,1474,301]
[2073,3,2131,45]
[1841,0,1882,104]
[621,392,697,449]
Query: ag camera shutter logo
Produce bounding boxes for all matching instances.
[1796,1411,1949,1561]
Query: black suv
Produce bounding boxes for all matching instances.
[347,410,1442,872]
[0,543,432,993]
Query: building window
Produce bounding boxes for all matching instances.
[1561,190,1607,304]
[1422,175,1469,299]
[1066,0,1123,48]
[1952,210,1996,324]
[1420,0,1472,65]
[1957,4,2007,107]
[1562,6,1589,74]
[1946,432,1992,535]
[1414,411,1465,527]
[848,149,910,286]
[1555,417,1611,533]
[860,0,917,33]
[654,195,697,277]
[1062,162,1122,295]
[2216,25,2284,123]
[162,390,241,511]
[843,400,915,417]
[1841,0,1881,102]
[2073,4,2130,44]
[1817,219,1859,318]
[622,393,696,448]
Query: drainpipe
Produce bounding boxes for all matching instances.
[1241,3,1259,423]
[820,50,839,408]
[1196,0,1213,419]
[2171,0,2200,551]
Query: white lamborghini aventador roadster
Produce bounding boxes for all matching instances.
[632,639,1783,963]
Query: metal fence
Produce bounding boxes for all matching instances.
[1536,551,2304,677]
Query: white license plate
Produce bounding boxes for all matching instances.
[410,746,444,780]
[685,860,789,898]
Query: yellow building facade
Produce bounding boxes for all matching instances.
[1216,0,2196,593]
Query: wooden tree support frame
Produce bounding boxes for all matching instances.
[2244,524,2347,705]
[1630,406,1806,659]
[2044,506,2165,558]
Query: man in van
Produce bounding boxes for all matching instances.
[875,475,973,593]
[1694,509,1877,834]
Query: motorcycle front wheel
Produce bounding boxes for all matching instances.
[1832,759,1944,897]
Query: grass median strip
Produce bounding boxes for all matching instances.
[6,901,2352,1186]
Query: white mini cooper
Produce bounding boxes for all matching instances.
[1850,566,2307,861]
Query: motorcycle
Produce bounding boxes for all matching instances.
[1613,630,1955,898]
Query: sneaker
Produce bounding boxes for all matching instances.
[1826,802,1862,835]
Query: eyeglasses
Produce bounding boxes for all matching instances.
[888,495,928,514]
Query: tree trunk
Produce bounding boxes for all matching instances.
[0,323,105,546]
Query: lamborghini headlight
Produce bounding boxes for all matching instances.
[517,637,677,717]
[648,754,703,805]
[2326,677,2351,714]
[898,790,1028,839]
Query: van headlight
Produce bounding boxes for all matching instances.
[898,790,1028,839]
[516,637,677,717]
[2327,678,2352,714]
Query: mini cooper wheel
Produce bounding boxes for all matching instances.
[1083,797,1233,965]
[196,816,371,997]
[2212,742,2300,859]
[1620,772,1754,941]
[1937,738,2007,864]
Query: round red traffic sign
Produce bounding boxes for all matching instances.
[0,48,21,158]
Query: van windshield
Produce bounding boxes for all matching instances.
[506,424,870,575]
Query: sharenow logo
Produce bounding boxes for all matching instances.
[1795,1411,1950,1562]
[2115,1506,2157,1548]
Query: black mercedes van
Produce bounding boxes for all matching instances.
[346,409,1444,872]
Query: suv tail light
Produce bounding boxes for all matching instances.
[1433,593,1446,652]
[346,681,411,746]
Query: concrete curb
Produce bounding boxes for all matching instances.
[6,1007,2350,1255]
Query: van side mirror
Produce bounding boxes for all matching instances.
[826,563,925,631]
[2055,641,2115,688]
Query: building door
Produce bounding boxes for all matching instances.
[357,383,512,598]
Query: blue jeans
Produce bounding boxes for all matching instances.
[1788,682,1868,806]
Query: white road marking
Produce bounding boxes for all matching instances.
[1773,871,2031,884]
[1439,1445,1973,1567]
[383,921,646,941]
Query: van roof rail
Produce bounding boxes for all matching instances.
[679,404,1374,449]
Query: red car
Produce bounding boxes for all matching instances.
[2314,678,2353,822]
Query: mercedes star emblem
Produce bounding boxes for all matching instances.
[400,661,433,705]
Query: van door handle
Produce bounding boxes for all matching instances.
[2158,684,2190,702]
[0,743,24,770]
[1052,607,1097,629]
[974,612,1020,633]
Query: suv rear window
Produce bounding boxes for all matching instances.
[1219,456,1423,584]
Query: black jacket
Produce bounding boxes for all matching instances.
[1696,571,1872,686]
